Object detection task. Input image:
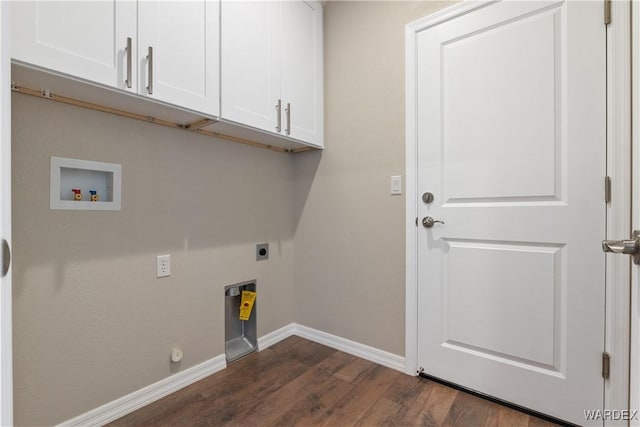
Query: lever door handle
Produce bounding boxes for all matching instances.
[602,230,640,264]
[602,240,637,254]
[422,217,445,228]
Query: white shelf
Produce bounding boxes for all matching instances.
[50,156,121,211]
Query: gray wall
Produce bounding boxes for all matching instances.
[294,1,451,354]
[12,1,452,425]
[12,94,295,425]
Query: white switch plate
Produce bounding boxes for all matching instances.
[390,175,402,195]
[157,255,171,278]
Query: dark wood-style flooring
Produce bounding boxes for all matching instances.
[108,336,561,426]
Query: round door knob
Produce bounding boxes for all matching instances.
[422,216,445,228]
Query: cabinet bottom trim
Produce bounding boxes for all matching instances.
[11,83,314,154]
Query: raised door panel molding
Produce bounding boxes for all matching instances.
[10,0,137,90]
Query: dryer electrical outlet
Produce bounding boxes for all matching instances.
[157,255,171,277]
[256,243,269,261]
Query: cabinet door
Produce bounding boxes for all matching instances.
[138,1,220,116]
[280,0,323,146]
[10,1,136,90]
[220,1,281,133]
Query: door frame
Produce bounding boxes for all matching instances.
[405,0,632,417]
[631,0,639,419]
[604,0,632,416]
[0,0,13,424]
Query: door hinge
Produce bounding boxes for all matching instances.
[604,0,611,25]
[602,352,611,379]
[605,176,611,203]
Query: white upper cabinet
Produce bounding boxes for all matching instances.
[11,1,219,116]
[221,0,323,147]
[220,1,281,134]
[11,0,322,149]
[138,1,220,116]
[280,1,323,146]
[10,1,137,90]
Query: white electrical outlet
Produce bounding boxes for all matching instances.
[157,255,171,278]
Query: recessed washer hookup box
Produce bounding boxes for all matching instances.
[224,280,257,363]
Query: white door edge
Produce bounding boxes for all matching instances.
[630,0,640,422]
[0,0,13,425]
[404,0,633,417]
[403,14,418,377]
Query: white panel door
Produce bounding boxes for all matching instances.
[138,0,220,116]
[0,1,12,424]
[10,0,136,90]
[220,1,281,133]
[280,0,323,146]
[415,1,605,424]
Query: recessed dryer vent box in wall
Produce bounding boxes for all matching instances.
[225,280,257,364]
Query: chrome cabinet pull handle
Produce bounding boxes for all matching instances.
[422,217,445,228]
[125,37,132,89]
[285,102,290,135]
[275,99,281,132]
[146,46,153,95]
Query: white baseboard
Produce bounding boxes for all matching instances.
[258,323,296,351]
[290,323,406,373]
[58,323,405,426]
[57,354,227,427]
[257,323,405,373]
